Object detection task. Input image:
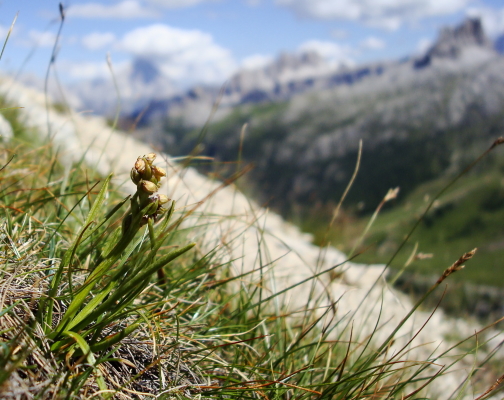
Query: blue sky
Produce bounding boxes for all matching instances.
[1,0,503,88]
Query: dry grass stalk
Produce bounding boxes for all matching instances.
[436,248,477,284]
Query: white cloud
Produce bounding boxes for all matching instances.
[360,36,386,50]
[276,0,471,30]
[331,28,348,39]
[416,37,432,54]
[0,25,7,40]
[82,32,117,51]
[367,17,402,31]
[28,30,57,47]
[145,0,217,7]
[59,60,113,80]
[467,7,504,37]
[67,0,158,19]
[298,40,354,66]
[241,54,274,69]
[119,24,237,84]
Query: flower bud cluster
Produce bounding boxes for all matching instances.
[129,153,170,227]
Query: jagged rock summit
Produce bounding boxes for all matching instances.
[415,17,495,67]
[431,17,492,56]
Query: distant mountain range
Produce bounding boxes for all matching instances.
[67,57,176,117]
[64,17,504,216]
[128,52,388,128]
[495,33,504,54]
[132,18,504,215]
[67,18,504,133]
[115,18,501,128]
[63,17,504,287]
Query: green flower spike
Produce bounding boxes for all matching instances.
[125,153,171,233]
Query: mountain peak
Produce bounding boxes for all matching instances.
[415,17,494,68]
[432,18,491,56]
[268,50,326,73]
[131,58,160,84]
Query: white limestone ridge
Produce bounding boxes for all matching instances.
[0,75,502,399]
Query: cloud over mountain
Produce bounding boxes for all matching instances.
[58,23,236,87]
[118,24,237,84]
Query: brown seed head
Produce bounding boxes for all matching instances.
[490,137,504,149]
[384,187,400,202]
[437,248,477,284]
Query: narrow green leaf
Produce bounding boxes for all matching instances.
[41,180,101,332]
[147,218,155,250]
[81,195,130,243]
[63,331,107,392]
[59,228,149,334]
[64,281,117,332]
[90,322,141,353]
[84,174,113,228]
[44,220,94,332]
[87,243,195,321]
[53,256,119,335]
[100,227,122,258]
[0,302,19,318]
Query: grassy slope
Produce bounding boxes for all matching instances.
[308,168,504,287]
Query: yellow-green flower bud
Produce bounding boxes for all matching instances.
[130,167,141,184]
[144,162,153,180]
[135,158,146,174]
[139,180,158,195]
[145,153,156,164]
[152,165,166,180]
[134,158,152,180]
[158,194,170,205]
